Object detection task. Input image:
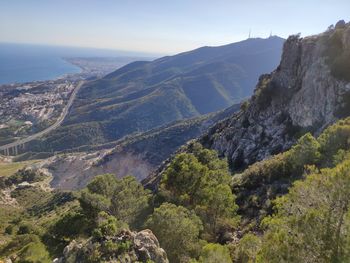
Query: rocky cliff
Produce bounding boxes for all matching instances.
[200,21,350,170]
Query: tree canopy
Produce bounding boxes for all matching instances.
[146,203,203,263]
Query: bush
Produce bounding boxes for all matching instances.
[17,239,51,263]
[159,143,239,240]
[6,169,46,186]
[92,211,127,239]
[146,203,203,263]
[325,29,350,82]
[318,118,350,164]
[51,212,90,240]
[231,233,261,263]
[198,243,232,263]
[0,234,50,262]
[80,174,151,228]
[17,223,39,235]
[257,157,350,262]
[286,133,320,172]
[5,225,14,235]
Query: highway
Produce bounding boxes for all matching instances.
[0,81,84,153]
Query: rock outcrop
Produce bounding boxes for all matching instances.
[55,229,168,263]
[200,21,350,170]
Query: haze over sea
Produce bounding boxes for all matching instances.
[0,43,156,85]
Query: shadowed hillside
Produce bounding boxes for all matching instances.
[26,37,284,152]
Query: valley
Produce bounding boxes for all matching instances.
[21,37,284,156]
[0,12,350,263]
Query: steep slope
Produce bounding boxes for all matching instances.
[199,22,350,171]
[33,104,240,190]
[142,21,350,191]
[26,37,284,152]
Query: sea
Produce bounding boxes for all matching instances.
[0,43,155,85]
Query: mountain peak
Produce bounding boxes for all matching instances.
[200,21,350,171]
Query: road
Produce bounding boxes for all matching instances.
[0,81,84,152]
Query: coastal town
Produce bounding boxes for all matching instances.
[0,57,143,146]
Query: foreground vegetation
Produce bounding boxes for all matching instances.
[2,117,350,262]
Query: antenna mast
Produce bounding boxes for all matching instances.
[248,29,251,39]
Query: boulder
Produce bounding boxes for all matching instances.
[56,229,168,263]
[134,229,168,263]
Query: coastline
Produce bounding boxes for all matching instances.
[0,56,82,86]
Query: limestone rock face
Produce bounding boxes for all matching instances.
[134,230,168,263]
[55,229,169,263]
[201,22,350,170]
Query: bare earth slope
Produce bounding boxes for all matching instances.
[36,104,240,190]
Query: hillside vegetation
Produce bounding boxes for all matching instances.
[2,118,350,262]
[0,160,38,177]
[25,37,283,153]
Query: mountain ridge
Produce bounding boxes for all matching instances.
[143,21,350,191]
[200,23,350,170]
[24,37,284,154]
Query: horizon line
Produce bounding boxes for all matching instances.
[0,35,286,58]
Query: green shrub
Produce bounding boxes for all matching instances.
[285,133,320,172]
[51,212,90,240]
[159,143,239,240]
[197,243,232,263]
[17,223,39,235]
[6,169,46,186]
[0,234,49,262]
[80,174,151,228]
[258,157,350,262]
[318,118,350,164]
[325,29,350,82]
[17,239,51,263]
[231,233,261,263]
[92,211,127,239]
[5,225,14,235]
[146,203,203,262]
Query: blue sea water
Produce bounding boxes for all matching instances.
[0,43,156,85]
[0,43,83,84]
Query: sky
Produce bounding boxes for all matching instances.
[1,0,349,55]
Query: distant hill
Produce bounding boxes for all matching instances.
[27,37,284,152]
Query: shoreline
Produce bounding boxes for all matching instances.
[0,57,83,87]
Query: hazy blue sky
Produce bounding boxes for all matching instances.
[1,0,349,55]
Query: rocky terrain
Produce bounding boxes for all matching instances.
[142,21,350,194]
[30,103,239,190]
[55,229,168,263]
[1,20,350,263]
[199,21,350,170]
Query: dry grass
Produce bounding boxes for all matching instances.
[0,160,38,177]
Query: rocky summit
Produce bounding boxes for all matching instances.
[201,22,350,170]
